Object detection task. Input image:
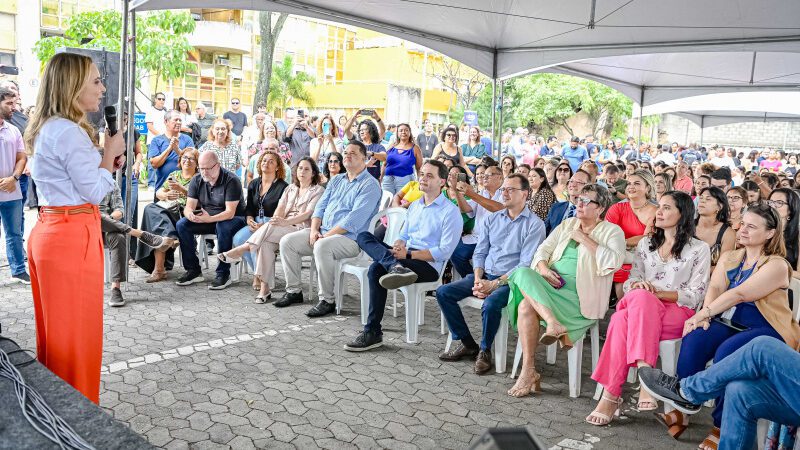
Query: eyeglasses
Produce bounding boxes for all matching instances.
[328,159,341,164]
[767,200,789,208]
[557,168,571,173]
[180,156,196,162]
[155,97,165,101]
[498,187,527,194]
[231,101,239,105]
[727,195,743,202]
[198,162,219,172]
[568,179,587,186]
[576,196,599,206]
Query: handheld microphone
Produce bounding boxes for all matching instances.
[104,106,118,137]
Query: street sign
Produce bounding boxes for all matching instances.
[133,112,147,135]
[463,110,478,126]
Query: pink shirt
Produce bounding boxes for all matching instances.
[673,176,694,194]
[760,159,782,172]
[0,120,23,202]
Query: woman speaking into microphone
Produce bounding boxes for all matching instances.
[24,52,125,403]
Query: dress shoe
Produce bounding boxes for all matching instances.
[274,291,303,307]
[439,342,479,361]
[474,350,493,375]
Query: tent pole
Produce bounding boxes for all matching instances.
[637,89,644,145]
[117,0,130,283]
[699,115,705,146]
[491,78,497,158]
[497,80,504,159]
[116,0,129,183]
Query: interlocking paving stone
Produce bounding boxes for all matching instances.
[0,206,714,449]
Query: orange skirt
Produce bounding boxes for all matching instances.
[28,204,104,404]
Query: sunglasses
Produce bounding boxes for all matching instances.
[156,97,165,101]
[576,196,599,206]
[557,168,571,173]
[445,133,456,137]
[231,101,239,105]
[328,159,341,164]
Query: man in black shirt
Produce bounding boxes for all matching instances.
[175,152,246,289]
[223,97,248,138]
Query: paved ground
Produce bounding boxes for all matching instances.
[0,198,715,449]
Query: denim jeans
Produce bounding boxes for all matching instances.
[681,336,800,450]
[381,174,414,195]
[436,274,510,351]
[356,231,439,334]
[232,216,270,270]
[450,240,476,278]
[0,199,25,275]
[18,174,28,235]
[176,215,246,277]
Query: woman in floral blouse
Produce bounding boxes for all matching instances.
[526,167,556,221]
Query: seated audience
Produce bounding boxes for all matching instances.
[343,160,462,351]
[544,169,591,234]
[605,169,657,300]
[526,167,557,221]
[175,152,246,289]
[767,188,800,278]
[515,163,531,178]
[507,184,625,397]
[135,148,200,282]
[437,174,545,373]
[230,152,289,277]
[552,161,572,201]
[663,204,799,449]
[321,151,343,186]
[695,187,736,272]
[277,141,381,317]
[710,168,732,192]
[219,158,324,302]
[603,165,627,202]
[654,172,673,202]
[148,110,193,192]
[587,191,710,425]
[726,186,747,232]
[246,137,292,186]
[100,183,176,306]
[199,118,243,174]
[639,336,800,450]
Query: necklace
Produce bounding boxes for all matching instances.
[734,254,760,285]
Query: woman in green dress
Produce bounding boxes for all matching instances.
[507,183,626,397]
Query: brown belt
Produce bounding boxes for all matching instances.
[40,206,96,215]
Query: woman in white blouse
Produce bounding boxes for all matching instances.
[24,53,125,404]
[586,191,711,426]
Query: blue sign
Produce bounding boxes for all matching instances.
[133,112,147,135]
[463,110,478,126]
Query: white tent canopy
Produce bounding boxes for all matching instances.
[129,0,800,80]
[640,92,800,128]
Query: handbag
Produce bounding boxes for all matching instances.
[156,200,182,221]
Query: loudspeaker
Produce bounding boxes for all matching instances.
[468,428,547,450]
[55,47,121,131]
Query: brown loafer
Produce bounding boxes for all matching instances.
[474,350,493,375]
[146,271,167,283]
[439,342,479,362]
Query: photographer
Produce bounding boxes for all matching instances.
[344,109,386,180]
[284,109,315,165]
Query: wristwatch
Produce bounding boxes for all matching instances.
[496,277,508,286]
[406,250,412,259]
[12,174,19,181]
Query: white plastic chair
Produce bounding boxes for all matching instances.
[395,269,445,344]
[379,190,393,211]
[790,277,800,322]
[443,296,509,373]
[334,208,407,322]
[512,321,601,398]
[103,248,112,284]
[199,234,242,283]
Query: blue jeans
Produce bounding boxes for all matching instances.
[676,304,783,427]
[0,199,25,275]
[680,336,800,450]
[356,231,439,334]
[18,174,27,236]
[176,215,246,277]
[450,241,476,278]
[232,217,270,270]
[381,174,414,195]
[436,274,510,351]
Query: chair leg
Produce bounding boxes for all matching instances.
[334,272,343,315]
[359,274,369,326]
[392,291,398,318]
[198,237,209,269]
[567,338,584,398]
[494,311,509,373]
[444,333,453,352]
[440,311,447,335]
[590,322,600,371]
[417,292,425,326]
[404,287,419,344]
[511,339,522,379]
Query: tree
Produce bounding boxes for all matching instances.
[33,10,196,93]
[253,12,288,114]
[267,55,315,111]
[422,57,488,112]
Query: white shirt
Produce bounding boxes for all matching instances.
[461,188,504,245]
[31,118,115,207]
[623,237,711,309]
[145,107,166,144]
[653,152,676,165]
[710,156,736,170]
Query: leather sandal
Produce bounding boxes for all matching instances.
[507,369,541,398]
[585,393,623,426]
[656,410,689,439]
[146,271,167,283]
[698,427,720,450]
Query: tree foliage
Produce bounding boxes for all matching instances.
[267,55,315,111]
[254,11,289,115]
[33,10,196,92]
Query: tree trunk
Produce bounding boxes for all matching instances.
[254,12,288,115]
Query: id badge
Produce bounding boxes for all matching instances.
[258,207,265,220]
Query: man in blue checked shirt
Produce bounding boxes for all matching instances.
[276,141,382,317]
[343,159,463,352]
[437,174,546,374]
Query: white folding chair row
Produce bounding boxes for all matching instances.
[335,208,407,321]
[512,321,601,398]
[379,189,393,211]
[443,296,509,373]
[198,234,241,282]
[103,248,112,284]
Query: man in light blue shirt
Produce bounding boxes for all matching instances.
[562,135,590,173]
[437,174,546,373]
[344,160,462,352]
[277,141,381,316]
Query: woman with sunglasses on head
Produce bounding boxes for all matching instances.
[25,53,126,403]
[526,167,556,221]
[552,162,573,202]
[506,184,625,398]
[695,187,737,273]
[767,188,800,279]
[431,125,472,177]
[321,151,343,186]
[588,191,710,425]
[726,186,747,232]
[136,148,200,282]
[500,154,517,179]
[656,203,799,449]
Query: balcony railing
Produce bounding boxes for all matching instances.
[187,21,252,54]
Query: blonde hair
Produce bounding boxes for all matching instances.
[25,53,98,155]
[207,118,233,146]
[629,169,657,201]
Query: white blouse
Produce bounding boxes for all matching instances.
[31,118,115,206]
[623,236,711,309]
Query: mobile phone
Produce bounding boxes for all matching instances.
[0,66,19,75]
[192,208,203,216]
[296,109,305,118]
[713,317,748,332]
[167,176,175,183]
[360,109,374,117]
[457,173,467,183]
